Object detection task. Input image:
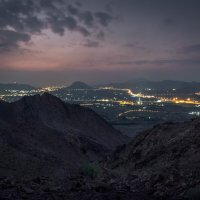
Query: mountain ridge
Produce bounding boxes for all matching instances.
[0,93,128,179]
[0,83,36,91]
[104,80,200,92]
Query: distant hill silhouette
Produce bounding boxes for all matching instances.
[0,83,36,91]
[106,80,200,92]
[67,81,93,89]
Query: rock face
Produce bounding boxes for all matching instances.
[0,93,127,179]
[0,176,151,200]
[106,119,200,199]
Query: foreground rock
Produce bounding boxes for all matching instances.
[106,119,200,199]
[1,93,200,199]
[0,176,151,200]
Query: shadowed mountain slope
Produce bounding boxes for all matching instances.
[106,119,200,199]
[0,93,127,179]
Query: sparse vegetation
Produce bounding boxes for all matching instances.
[82,163,99,179]
[186,185,200,200]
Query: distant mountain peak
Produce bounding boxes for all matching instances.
[41,92,64,103]
[67,81,93,89]
[21,92,63,103]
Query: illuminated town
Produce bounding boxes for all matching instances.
[1,81,200,136]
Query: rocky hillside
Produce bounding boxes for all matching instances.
[1,93,200,199]
[0,93,127,179]
[0,176,151,200]
[105,119,200,199]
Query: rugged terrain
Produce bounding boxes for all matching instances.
[0,93,127,179]
[1,93,200,199]
[0,176,151,200]
[106,119,200,199]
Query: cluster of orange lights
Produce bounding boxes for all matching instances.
[118,100,135,105]
[160,97,200,105]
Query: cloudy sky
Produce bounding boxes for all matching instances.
[0,0,200,86]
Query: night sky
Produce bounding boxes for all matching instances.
[0,0,200,86]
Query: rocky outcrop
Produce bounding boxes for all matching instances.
[0,93,127,179]
[0,176,151,200]
[106,119,200,199]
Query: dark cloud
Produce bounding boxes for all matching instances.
[83,40,100,48]
[22,16,45,33]
[48,16,78,36]
[96,30,105,40]
[180,44,200,54]
[68,4,79,15]
[123,43,145,51]
[105,3,113,12]
[75,2,82,7]
[0,0,39,32]
[163,18,175,26]
[95,12,113,26]
[0,0,114,53]
[113,58,200,66]
[76,26,90,37]
[80,11,94,27]
[0,30,30,52]
[123,43,136,48]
